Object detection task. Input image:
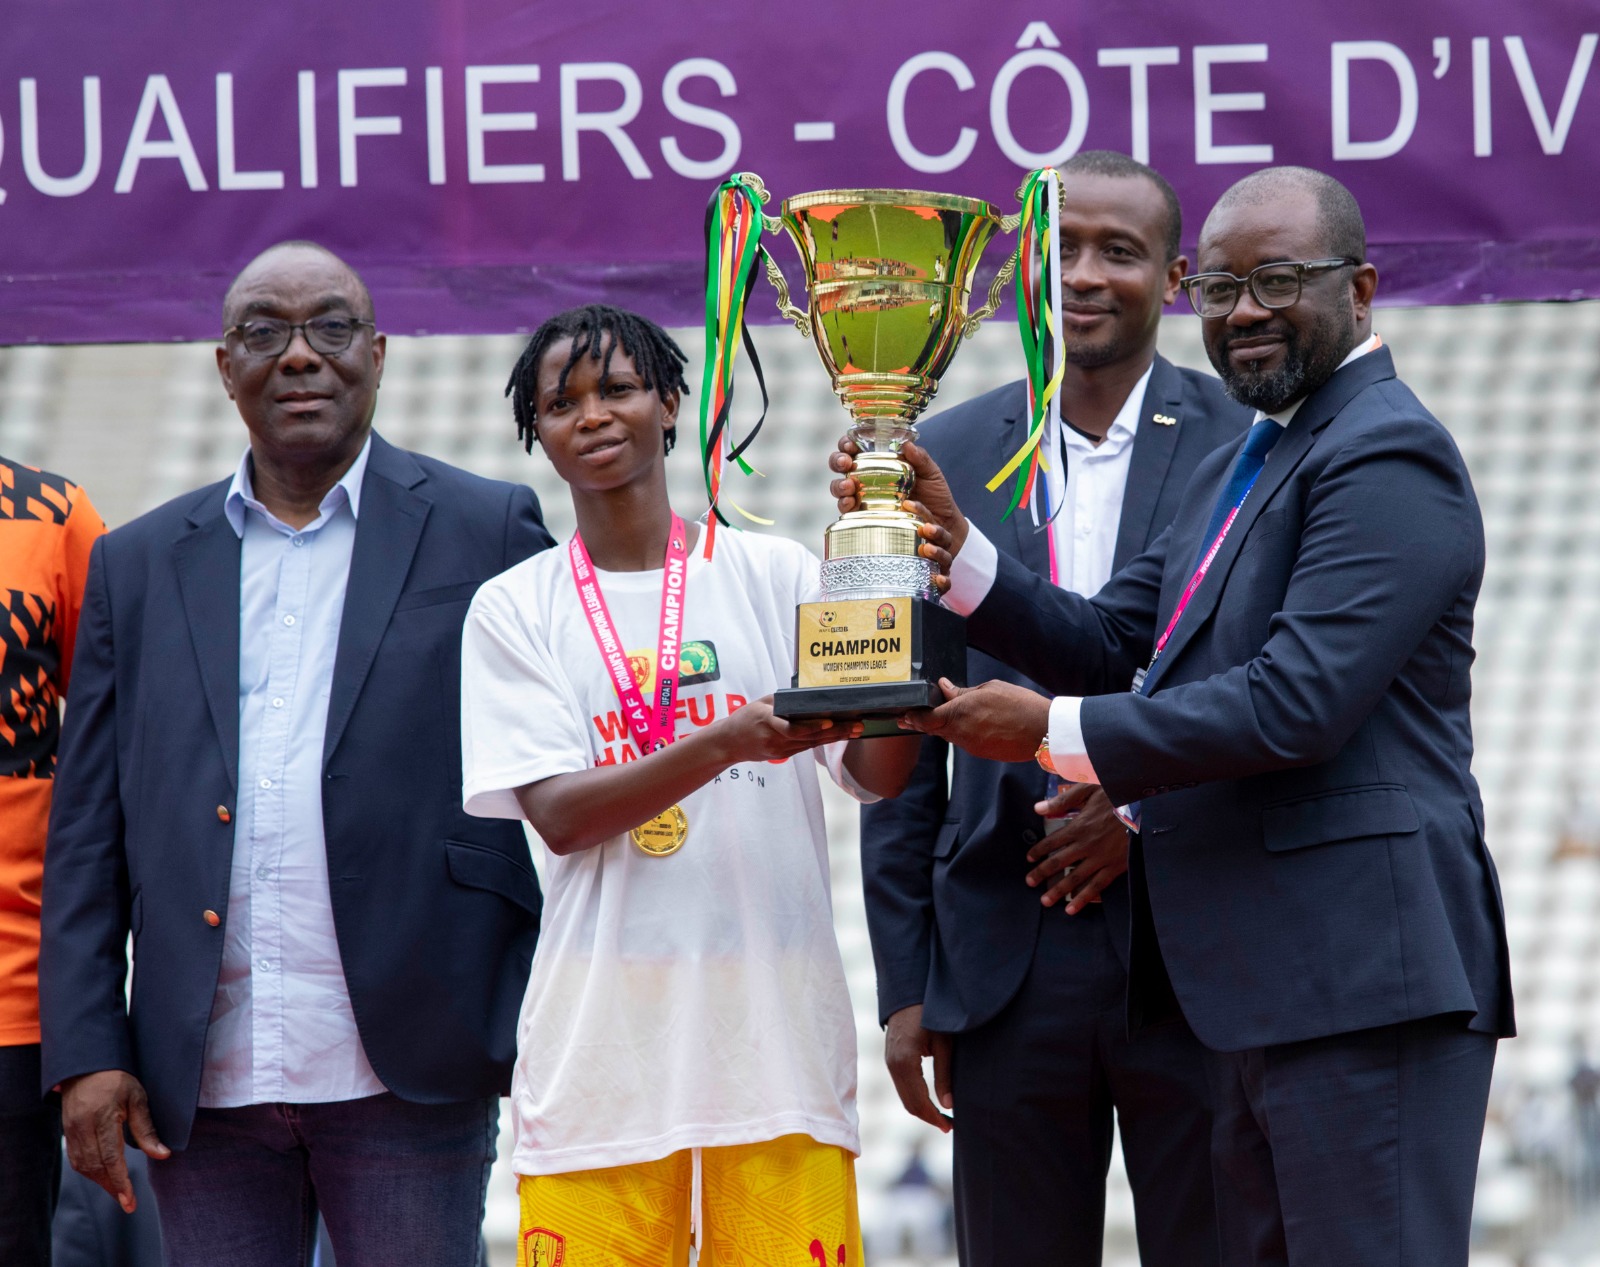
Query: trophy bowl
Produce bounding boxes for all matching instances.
[769,189,1007,604]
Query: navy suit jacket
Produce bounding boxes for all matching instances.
[861,356,1249,1032]
[39,433,555,1147]
[964,348,1515,1051]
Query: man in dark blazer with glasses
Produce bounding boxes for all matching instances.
[850,168,1514,1267]
[41,241,552,1265]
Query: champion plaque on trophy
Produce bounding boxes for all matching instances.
[699,173,1048,734]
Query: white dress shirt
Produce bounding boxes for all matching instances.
[199,437,386,1107]
[946,335,1383,787]
[941,363,1150,782]
[1047,364,1150,597]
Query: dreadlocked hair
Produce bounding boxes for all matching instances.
[505,304,690,456]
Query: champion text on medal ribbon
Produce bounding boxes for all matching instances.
[569,514,690,758]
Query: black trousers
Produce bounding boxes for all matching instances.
[0,1042,61,1267]
[1205,1014,1497,1266]
[949,904,1219,1267]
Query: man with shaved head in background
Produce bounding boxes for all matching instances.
[835,168,1514,1264]
[40,242,554,1264]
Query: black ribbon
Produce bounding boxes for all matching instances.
[700,180,773,527]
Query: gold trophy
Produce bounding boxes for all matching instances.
[697,174,1024,735]
[701,175,1021,732]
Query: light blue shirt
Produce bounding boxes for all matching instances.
[199,436,386,1107]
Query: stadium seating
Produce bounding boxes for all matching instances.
[4,299,1599,1264]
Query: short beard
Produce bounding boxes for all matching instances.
[1214,303,1356,414]
[1063,329,1129,371]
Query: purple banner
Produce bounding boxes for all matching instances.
[2,1,1597,344]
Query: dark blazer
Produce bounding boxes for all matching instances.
[963,348,1515,1051]
[39,433,555,1147]
[861,356,1249,1032]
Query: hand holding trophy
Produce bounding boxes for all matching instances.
[699,170,1067,735]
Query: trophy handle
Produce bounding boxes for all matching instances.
[962,213,1023,338]
[721,170,811,336]
[760,226,812,337]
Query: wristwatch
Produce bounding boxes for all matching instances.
[1034,735,1054,773]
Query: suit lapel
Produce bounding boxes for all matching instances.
[1146,347,1398,689]
[323,436,431,766]
[1112,356,1183,570]
[172,491,242,790]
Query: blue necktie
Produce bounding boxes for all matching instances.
[1192,417,1284,572]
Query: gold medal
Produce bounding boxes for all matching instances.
[630,804,688,856]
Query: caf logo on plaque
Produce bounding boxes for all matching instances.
[876,603,897,630]
[818,610,836,628]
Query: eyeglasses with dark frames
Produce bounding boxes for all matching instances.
[1179,258,1362,318]
[223,316,376,358]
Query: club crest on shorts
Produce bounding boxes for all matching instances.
[524,1228,567,1266]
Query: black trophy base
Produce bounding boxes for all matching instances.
[773,595,965,738]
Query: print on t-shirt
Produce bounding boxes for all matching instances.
[0,588,60,778]
[0,464,75,778]
[621,640,721,696]
[594,641,731,766]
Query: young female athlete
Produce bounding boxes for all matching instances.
[460,305,948,1266]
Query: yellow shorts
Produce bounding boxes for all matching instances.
[515,1133,862,1267]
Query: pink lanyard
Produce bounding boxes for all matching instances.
[569,514,689,757]
[1143,472,1262,682]
[1146,335,1385,669]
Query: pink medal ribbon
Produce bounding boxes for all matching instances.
[569,513,689,757]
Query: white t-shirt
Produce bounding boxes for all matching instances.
[461,528,870,1176]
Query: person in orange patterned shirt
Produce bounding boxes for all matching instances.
[0,455,105,1266]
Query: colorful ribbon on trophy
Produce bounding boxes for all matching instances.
[986,168,1067,576]
[698,173,775,558]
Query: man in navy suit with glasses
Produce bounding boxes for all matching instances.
[837,167,1513,1267]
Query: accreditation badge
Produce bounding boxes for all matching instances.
[630,804,689,856]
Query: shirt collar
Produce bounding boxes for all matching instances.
[224,434,373,539]
[1257,332,1382,429]
[1062,361,1153,453]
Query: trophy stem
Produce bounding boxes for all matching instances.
[822,428,931,600]
[848,418,917,454]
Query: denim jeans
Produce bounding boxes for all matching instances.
[146,1092,498,1267]
[0,1043,61,1267]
